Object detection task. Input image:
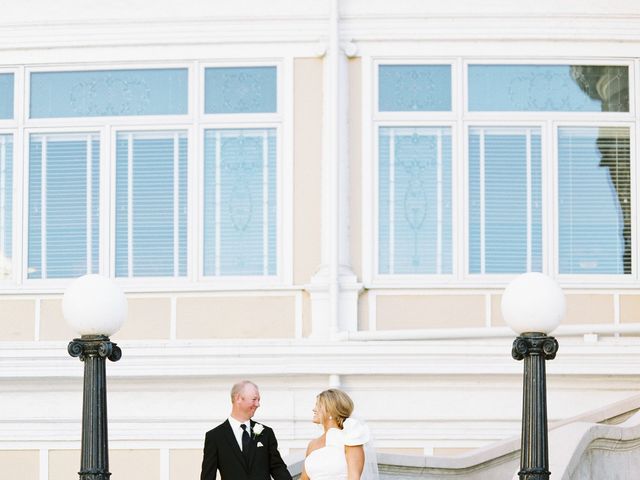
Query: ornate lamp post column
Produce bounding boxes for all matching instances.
[502,273,565,480]
[63,275,128,480]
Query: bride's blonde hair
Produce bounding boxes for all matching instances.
[317,388,354,428]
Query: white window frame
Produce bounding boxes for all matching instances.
[197,61,289,286]
[0,59,292,292]
[366,56,637,288]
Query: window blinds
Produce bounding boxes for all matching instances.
[203,129,277,276]
[468,127,542,274]
[558,126,631,274]
[0,135,12,279]
[115,131,188,278]
[28,133,100,279]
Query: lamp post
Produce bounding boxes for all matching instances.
[501,272,565,480]
[63,274,128,480]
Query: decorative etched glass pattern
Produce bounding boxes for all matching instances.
[203,129,277,276]
[378,127,453,274]
[0,135,13,279]
[558,127,631,274]
[205,67,277,114]
[28,133,100,279]
[468,65,629,112]
[0,73,14,119]
[469,127,542,274]
[30,69,188,118]
[379,65,452,112]
[115,131,188,278]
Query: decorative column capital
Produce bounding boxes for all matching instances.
[512,334,559,361]
[68,335,122,363]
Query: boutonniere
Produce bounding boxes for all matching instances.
[252,423,264,438]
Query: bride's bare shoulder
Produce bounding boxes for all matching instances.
[305,435,325,456]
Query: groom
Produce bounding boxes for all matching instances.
[200,380,292,480]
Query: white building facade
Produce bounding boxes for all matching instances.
[2,0,640,479]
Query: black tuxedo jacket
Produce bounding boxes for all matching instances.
[200,419,292,480]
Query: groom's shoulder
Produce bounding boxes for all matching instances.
[206,419,230,436]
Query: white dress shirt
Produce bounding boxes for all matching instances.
[228,416,251,451]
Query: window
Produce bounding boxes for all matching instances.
[27,133,100,279]
[115,131,188,278]
[0,73,14,119]
[0,63,283,287]
[203,128,278,277]
[378,127,452,274]
[468,127,542,274]
[202,66,280,279]
[30,69,188,118]
[558,126,630,274]
[374,60,633,282]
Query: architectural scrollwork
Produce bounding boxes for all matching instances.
[67,336,122,363]
[512,335,559,361]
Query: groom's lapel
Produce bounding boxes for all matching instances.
[222,420,249,472]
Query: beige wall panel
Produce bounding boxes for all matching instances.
[302,291,312,338]
[110,450,160,480]
[0,299,35,340]
[293,58,323,285]
[376,295,485,330]
[349,57,363,281]
[564,294,613,324]
[170,449,202,480]
[377,448,425,456]
[177,296,295,339]
[358,289,369,330]
[113,297,171,341]
[40,298,76,341]
[491,294,506,326]
[0,450,38,480]
[620,295,640,323]
[49,450,79,480]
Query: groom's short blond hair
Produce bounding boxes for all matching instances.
[231,380,258,402]
[317,388,354,428]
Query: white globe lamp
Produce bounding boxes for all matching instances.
[63,274,127,337]
[501,272,565,335]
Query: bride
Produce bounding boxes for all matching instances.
[301,388,378,480]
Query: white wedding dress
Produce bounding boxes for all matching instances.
[304,418,377,480]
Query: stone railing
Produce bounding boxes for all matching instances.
[285,393,640,479]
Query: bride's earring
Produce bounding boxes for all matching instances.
[329,416,332,419]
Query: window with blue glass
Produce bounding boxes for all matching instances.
[203,129,277,277]
[468,65,629,112]
[204,67,277,114]
[115,131,188,278]
[30,69,188,118]
[0,73,14,119]
[0,134,13,279]
[468,127,542,274]
[378,127,453,275]
[378,65,452,112]
[558,127,631,275]
[28,133,100,279]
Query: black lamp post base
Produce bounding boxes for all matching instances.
[518,467,551,480]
